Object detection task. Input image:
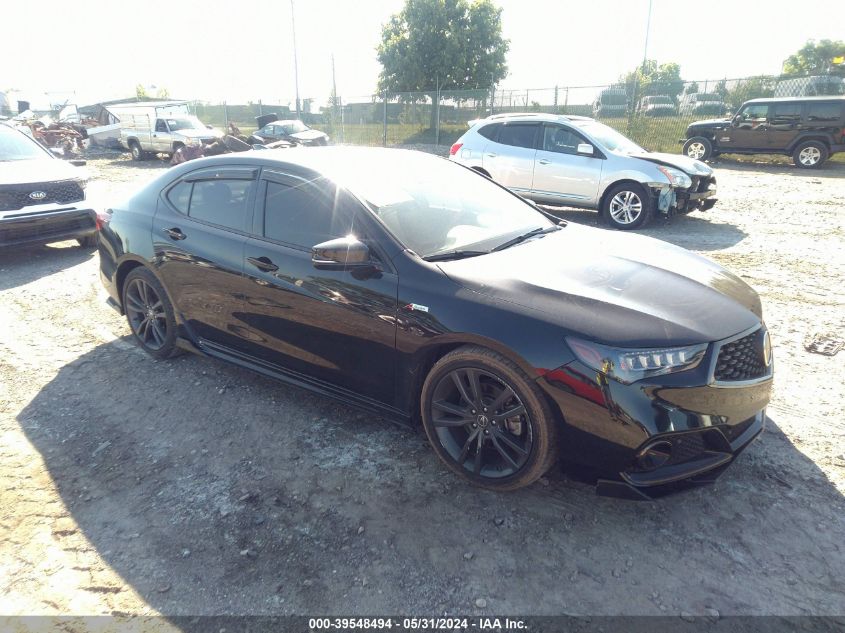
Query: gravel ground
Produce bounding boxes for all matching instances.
[1,150,843,620]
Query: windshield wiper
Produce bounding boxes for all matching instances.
[423,250,488,262]
[491,226,560,252]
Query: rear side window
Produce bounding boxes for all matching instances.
[167,181,192,214]
[478,123,500,140]
[263,181,353,250]
[188,179,254,231]
[497,123,538,149]
[806,103,842,122]
[770,103,802,124]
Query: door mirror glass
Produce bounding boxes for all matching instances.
[312,236,372,269]
[576,143,594,156]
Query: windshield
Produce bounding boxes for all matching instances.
[280,121,308,134]
[333,152,553,258]
[600,92,627,105]
[165,116,206,131]
[572,120,644,154]
[0,125,52,161]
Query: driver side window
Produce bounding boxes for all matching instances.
[155,119,168,133]
[542,125,584,155]
[739,104,768,121]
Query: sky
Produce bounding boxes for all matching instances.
[2,0,844,109]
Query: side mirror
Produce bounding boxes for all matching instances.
[69,159,87,166]
[206,124,213,129]
[312,236,373,270]
[576,143,594,156]
[49,147,64,157]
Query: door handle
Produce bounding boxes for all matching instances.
[485,152,497,158]
[163,227,186,240]
[247,256,279,272]
[538,158,551,165]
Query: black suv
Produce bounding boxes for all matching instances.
[682,96,845,168]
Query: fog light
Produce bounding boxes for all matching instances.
[635,441,672,471]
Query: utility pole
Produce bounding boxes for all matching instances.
[331,53,339,139]
[291,0,301,119]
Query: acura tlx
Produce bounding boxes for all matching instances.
[97,147,772,499]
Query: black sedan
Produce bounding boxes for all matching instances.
[98,147,772,498]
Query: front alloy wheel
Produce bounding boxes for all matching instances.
[602,182,652,230]
[421,346,557,490]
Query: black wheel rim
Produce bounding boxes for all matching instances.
[125,279,167,350]
[430,367,533,479]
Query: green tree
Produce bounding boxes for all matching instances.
[684,81,699,95]
[783,39,845,76]
[135,84,148,100]
[723,75,776,110]
[620,60,684,104]
[377,0,509,128]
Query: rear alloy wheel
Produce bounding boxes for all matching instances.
[792,141,828,169]
[683,136,713,161]
[602,182,652,230]
[421,346,557,490]
[122,268,180,360]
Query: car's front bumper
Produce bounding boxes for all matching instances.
[538,326,772,498]
[0,206,96,247]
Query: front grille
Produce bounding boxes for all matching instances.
[715,329,768,381]
[0,181,84,212]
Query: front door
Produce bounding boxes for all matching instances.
[482,122,540,194]
[531,123,603,205]
[722,103,770,150]
[153,118,173,153]
[236,170,399,405]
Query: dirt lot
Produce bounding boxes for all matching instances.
[1,151,844,621]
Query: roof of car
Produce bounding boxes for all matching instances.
[745,96,845,104]
[476,113,595,124]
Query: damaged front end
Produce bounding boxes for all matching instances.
[652,173,717,218]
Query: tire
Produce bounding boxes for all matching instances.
[122,267,180,360]
[602,182,653,230]
[683,136,713,161]
[792,141,828,169]
[77,234,97,248]
[420,346,558,491]
[129,142,146,161]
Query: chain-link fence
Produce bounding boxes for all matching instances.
[187,73,844,154]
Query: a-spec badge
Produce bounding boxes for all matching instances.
[29,191,47,200]
[403,303,429,313]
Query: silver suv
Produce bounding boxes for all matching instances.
[449,113,718,229]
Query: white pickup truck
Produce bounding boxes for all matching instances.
[114,102,222,160]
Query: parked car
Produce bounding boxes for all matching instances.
[774,75,845,98]
[682,96,845,168]
[0,122,99,248]
[636,95,677,117]
[98,147,772,498]
[252,119,329,146]
[592,88,628,118]
[449,113,717,229]
[117,102,222,160]
[679,93,727,116]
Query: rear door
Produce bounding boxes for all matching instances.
[482,122,540,193]
[531,123,603,205]
[153,166,258,347]
[767,102,803,149]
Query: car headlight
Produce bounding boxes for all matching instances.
[657,166,692,189]
[566,337,708,384]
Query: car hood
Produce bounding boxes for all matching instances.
[689,117,730,127]
[290,129,327,141]
[628,151,713,176]
[437,224,761,347]
[0,157,87,186]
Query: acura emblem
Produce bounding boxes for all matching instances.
[29,191,47,200]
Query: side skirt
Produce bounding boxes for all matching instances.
[180,336,412,428]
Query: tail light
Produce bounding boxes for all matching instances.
[95,209,112,231]
[449,142,463,156]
